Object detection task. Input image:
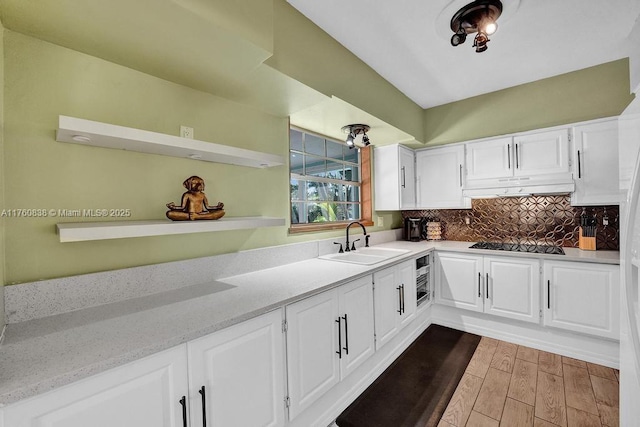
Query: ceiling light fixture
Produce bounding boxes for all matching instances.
[341,124,371,149]
[450,0,502,53]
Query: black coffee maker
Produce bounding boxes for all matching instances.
[403,218,422,242]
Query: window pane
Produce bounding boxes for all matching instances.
[344,165,359,182]
[306,202,335,223]
[290,179,305,201]
[326,161,344,180]
[306,181,341,202]
[346,204,361,221]
[344,146,359,163]
[290,153,304,175]
[305,134,325,157]
[345,185,360,202]
[290,129,303,152]
[305,155,325,177]
[326,140,344,161]
[291,202,305,224]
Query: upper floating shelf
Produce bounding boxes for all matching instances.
[56,217,286,242]
[56,116,285,168]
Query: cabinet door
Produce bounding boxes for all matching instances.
[397,260,417,328]
[571,119,620,206]
[513,129,571,177]
[374,144,415,211]
[466,137,513,181]
[415,145,470,209]
[543,261,620,339]
[188,309,285,427]
[435,253,483,312]
[399,146,416,209]
[373,266,402,350]
[285,290,340,420]
[3,346,189,427]
[338,276,375,379]
[484,257,540,323]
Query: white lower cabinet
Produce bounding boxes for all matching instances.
[2,310,286,427]
[436,253,540,323]
[373,260,417,350]
[3,345,190,427]
[285,275,374,420]
[484,256,540,323]
[187,309,286,427]
[543,260,620,339]
[436,253,484,312]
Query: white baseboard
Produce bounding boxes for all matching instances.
[432,305,619,368]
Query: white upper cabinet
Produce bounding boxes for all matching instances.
[374,144,416,210]
[415,145,470,209]
[570,118,620,206]
[464,127,574,196]
[513,128,571,178]
[466,137,513,181]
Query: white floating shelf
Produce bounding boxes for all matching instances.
[57,217,286,242]
[56,116,284,168]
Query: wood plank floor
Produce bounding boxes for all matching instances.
[439,337,619,427]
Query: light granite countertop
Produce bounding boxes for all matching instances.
[0,240,619,406]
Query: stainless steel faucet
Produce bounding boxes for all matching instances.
[345,221,370,252]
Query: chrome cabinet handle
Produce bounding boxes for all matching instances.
[199,386,207,427]
[547,280,551,309]
[401,166,406,188]
[400,284,405,314]
[478,272,481,297]
[180,396,187,427]
[335,317,342,359]
[507,144,511,169]
[515,143,519,169]
[396,286,402,314]
[577,150,582,178]
[459,164,463,187]
[342,314,349,355]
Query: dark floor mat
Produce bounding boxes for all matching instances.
[336,324,481,427]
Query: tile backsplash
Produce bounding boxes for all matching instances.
[402,195,619,250]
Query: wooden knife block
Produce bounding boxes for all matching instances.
[578,227,596,251]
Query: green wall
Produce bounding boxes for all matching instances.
[423,59,634,146]
[267,0,425,143]
[3,31,395,284]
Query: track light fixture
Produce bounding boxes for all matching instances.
[341,124,371,149]
[450,0,502,53]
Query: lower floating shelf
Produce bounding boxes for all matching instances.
[56,217,286,242]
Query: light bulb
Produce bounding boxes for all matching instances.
[484,21,498,35]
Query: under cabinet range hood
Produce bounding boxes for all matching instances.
[462,178,575,199]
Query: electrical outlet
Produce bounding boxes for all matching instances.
[377,216,384,227]
[180,126,194,139]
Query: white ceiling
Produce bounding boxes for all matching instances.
[287,0,640,108]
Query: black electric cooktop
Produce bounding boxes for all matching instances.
[469,241,565,255]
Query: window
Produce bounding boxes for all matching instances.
[290,127,371,232]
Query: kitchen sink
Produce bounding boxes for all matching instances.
[318,247,410,265]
